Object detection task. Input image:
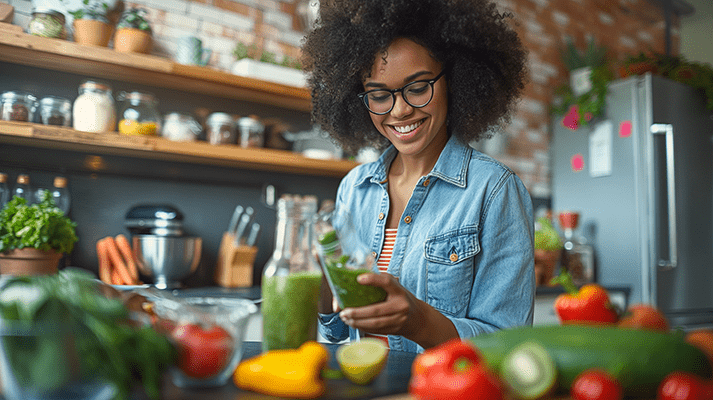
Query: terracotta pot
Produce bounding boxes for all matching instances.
[73,19,113,47]
[534,249,561,286]
[0,248,62,275]
[114,28,152,54]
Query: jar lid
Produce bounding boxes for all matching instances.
[31,8,66,20]
[39,96,72,107]
[79,80,112,92]
[1,91,37,103]
[237,115,264,132]
[118,91,157,103]
[164,112,196,122]
[206,112,235,127]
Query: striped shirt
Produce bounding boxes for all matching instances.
[376,228,398,273]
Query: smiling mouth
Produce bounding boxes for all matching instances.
[392,119,425,134]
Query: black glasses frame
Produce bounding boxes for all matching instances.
[357,70,446,115]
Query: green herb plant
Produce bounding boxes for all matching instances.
[0,269,176,399]
[62,0,111,22]
[233,42,302,70]
[116,8,152,33]
[0,192,78,255]
[534,217,562,252]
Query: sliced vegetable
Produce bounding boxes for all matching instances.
[233,341,328,399]
[571,369,623,400]
[409,339,503,400]
[657,371,713,400]
[550,269,618,325]
[500,341,557,399]
[336,338,388,385]
[469,325,712,398]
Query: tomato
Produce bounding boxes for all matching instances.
[172,322,234,378]
[571,369,623,400]
[617,303,669,332]
[685,329,713,370]
[657,371,713,400]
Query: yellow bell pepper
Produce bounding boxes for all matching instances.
[233,341,329,399]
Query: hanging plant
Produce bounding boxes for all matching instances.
[551,38,613,129]
[619,52,713,110]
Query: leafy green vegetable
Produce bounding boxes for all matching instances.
[0,192,78,254]
[534,217,562,251]
[0,269,176,399]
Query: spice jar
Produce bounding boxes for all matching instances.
[237,115,265,148]
[117,91,161,136]
[28,8,67,39]
[1,91,38,122]
[206,112,237,145]
[161,113,202,142]
[73,80,116,133]
[39,96,72,126]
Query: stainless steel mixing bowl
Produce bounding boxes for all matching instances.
[132,235,202,289]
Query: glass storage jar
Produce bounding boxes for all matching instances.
[39,96,72,126]
[161,113,202,142]
[1,92,37,122]
[117,91,161,136]
[237,115,265,148]
[28,8,67,39]
[73,80,116,133]
[206,112,236,145]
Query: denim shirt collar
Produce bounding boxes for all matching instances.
[354,135,472,188]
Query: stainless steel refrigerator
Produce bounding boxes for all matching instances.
[551,73,713,330]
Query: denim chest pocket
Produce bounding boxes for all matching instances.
[424,226,480,315]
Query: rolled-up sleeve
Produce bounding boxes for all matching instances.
[318,312,350,343]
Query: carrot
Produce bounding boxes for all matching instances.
[111,268,124,286]
[104,236,135,285]
[115,234,139,282]
[96,238,113,284]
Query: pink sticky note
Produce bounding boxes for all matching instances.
[571,154,584,172]
[619,121,632,138]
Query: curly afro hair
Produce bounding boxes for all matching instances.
[301,0,528,154]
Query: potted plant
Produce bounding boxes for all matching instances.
[114,7,152,54]
[64,0,114,47]
[534,216,562,286]
[0,191,78,275]
[231,42,306,87]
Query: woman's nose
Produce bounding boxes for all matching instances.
[390,93,414,118]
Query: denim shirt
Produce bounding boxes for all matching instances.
[318,135,535,353]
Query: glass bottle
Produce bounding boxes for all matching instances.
[13,174,32,203]
[261,194,322,352]
[51,176,71,215]
[559,211,595,285]
[0,172,9,207]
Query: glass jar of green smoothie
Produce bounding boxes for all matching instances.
[261,195,322,352]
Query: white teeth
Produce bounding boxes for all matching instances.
[393,120,423,133]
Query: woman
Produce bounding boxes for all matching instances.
[302,0,534,353]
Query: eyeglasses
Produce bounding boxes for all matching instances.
[357,70,446,115]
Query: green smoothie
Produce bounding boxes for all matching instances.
[325,264,387,308]
[261,271,322,351]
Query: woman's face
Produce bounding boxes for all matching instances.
[363,38,448,159]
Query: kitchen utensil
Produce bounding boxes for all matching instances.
[132,235,202,289]
[125,204,184,236]
[246,223,261,247]
[233,207,254,245]
[227,204,244,233]
[150,295,257,388]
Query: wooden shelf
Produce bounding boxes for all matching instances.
[0,121,357,178]
[0,27,311,112]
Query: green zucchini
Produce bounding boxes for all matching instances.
[469,325,712,397]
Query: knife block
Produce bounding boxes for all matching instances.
[214,232,258,288]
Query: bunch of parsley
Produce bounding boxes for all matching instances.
[0,192,78,254]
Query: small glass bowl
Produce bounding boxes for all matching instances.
[150,296,257,388]
[0,319,116,400]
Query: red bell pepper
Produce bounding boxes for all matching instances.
[409,339,504,400]
[550,270,619,324]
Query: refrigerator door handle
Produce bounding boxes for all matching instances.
[650,123,678,270]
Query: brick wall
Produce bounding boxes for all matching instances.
[4,0,679,199]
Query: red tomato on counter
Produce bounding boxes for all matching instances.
[571,369,623,400]
[172,322,234,378]
[657,371,713,400]
[618,304,669,332]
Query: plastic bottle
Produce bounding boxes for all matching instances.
[13,174,32,203]
[51,176,71,215]
[0,172,9,207]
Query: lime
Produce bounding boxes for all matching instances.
[336,338,388,385]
